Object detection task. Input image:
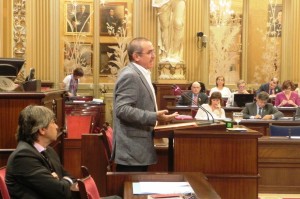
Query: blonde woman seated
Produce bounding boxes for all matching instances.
[226,80,249,107]
[195,91,226,120]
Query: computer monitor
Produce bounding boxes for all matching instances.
[0,58,25,79]
[234,94,255,107]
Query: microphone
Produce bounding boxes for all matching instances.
[172,84,215,123]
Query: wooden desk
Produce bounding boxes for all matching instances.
[167,105,297,118]
[154,123,262,199]
[240,119,300,136]
[258,136,300,193]
[0,90,65,167]
[106,172,220,199]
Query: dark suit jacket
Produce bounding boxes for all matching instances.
[177,91,208,106]
[112,63,157,166]
[256,83,281,94]
[242,102,284,119]
[6,141,73,199]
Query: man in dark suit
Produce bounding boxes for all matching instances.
[242,91,284,120]
[112,37,178,172]
[256,77,281,98]
[105,9,121,34]
[6,105,75,199]
[71,4,90,32]
[177,81,208,106]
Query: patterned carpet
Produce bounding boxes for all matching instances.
[258,194,300,199]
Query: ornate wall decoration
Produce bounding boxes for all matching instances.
[251,2,281,83]
[13,0,26,81]
[99,3,132,79]
[13,0,26,58]
[209,0,242,85]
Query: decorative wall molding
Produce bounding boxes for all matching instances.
[13,0,26,58]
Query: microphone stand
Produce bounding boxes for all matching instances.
[172,85,215,123]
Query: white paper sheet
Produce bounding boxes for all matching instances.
[132,182,194,195]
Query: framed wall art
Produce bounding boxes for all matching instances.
[64,42,93,75]
[268,4,282,37]
[65,1,93,35]
[100,2,127,36]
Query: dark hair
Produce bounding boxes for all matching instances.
[216,76,225,86]
[209,91,222,105]
[199,82,206,93]
[127,37,150,62]
[73,67,84,77]
[257,91,269,101]
[281,80,295,90]
[16,105,55,145]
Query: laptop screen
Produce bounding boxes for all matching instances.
[234,94,255,107]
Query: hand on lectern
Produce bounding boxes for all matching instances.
[157,110,179,122]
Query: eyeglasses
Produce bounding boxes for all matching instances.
[137,50,155,55]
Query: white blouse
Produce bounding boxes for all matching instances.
[195,104,226,120]
[209,87,231,98]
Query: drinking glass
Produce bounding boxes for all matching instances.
[233,112,243,127]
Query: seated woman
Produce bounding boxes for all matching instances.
[275,80,300,107]
[195,91,226,120]
[226,79,249,107]
[209,75,231,98]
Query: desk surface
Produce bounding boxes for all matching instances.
[122,172,221,199]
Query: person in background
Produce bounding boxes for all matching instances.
[199,81,206,93]
[256,77,281,98]
[105,9,121,35]
[62,67,84,97]
[275,80,300,107]
[112,37,178,172]
[294,81,300,97]
[209,75,231,98]
[195,91,226,120]
[226,79,249,107]
[242,91,284,120]
[177,81,208,106]
[6,105,75,199]
[71,4,90,32]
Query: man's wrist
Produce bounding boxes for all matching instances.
[63,176,73,185]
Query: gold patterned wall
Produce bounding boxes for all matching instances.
[1,0,300,89]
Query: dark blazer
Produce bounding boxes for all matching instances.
[256,83,281,94]
[6,141,73,199]
[242,102,284,119]
[177,91,208,106]
[112,63,157,166]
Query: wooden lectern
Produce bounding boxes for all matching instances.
[155,123,262,199]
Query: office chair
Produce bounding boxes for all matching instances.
[78,166,101,199]
[269,125,300,136]
[0,167,10,199]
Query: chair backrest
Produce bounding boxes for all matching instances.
[0,167,10,199]
[78,166,101,199]
[66,114,93,139]
[102,122,113,153]
[269,125,300,136]
[100,122,113,171]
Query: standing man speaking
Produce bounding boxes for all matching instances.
[112,37,178,172]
